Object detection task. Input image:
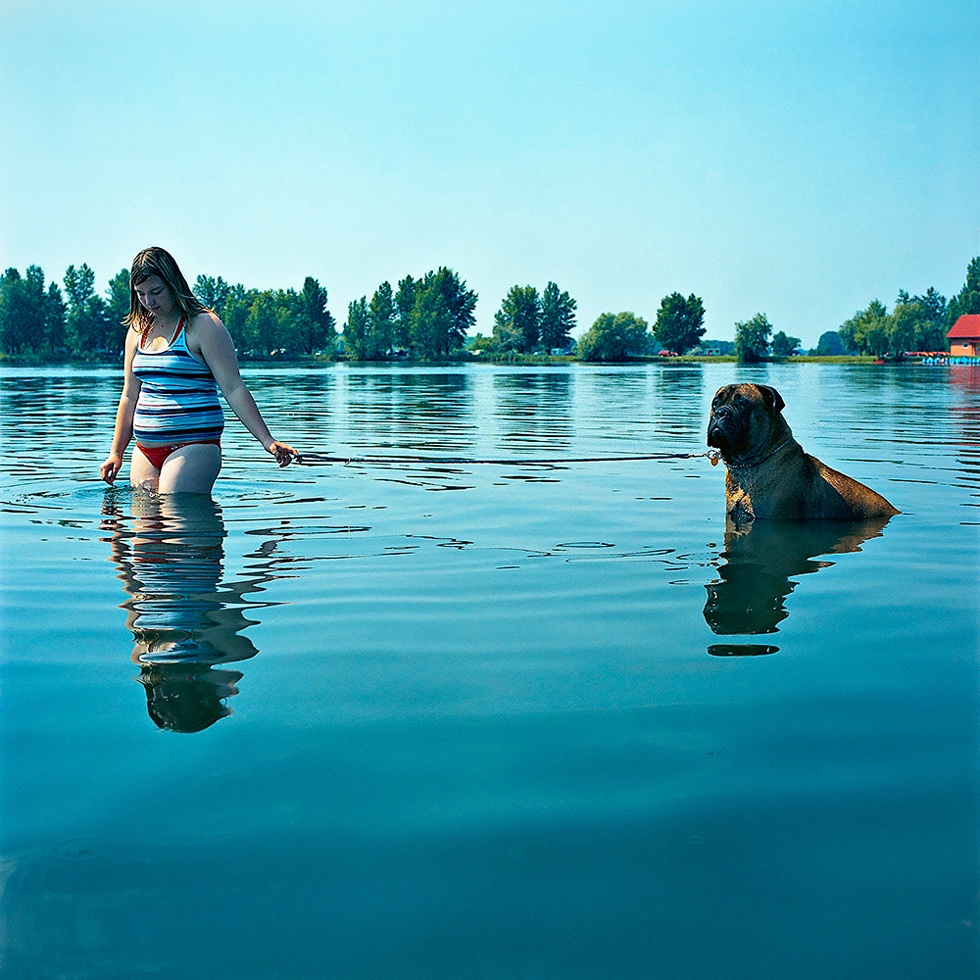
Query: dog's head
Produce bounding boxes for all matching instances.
[707,384,786,460]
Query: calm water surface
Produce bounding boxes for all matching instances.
[1,362,978,979]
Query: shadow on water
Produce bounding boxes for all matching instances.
[100,491,289,732]
[704,516,894,656]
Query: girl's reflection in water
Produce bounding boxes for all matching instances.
[101,491,288,732]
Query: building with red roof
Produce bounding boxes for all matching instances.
[946,315,980,357]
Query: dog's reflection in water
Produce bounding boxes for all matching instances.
[703,517,893,654]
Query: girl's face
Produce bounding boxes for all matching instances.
[135,274,177,322]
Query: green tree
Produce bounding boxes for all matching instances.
[20,266,47,352]
[734,313,772,363]
[948,257,980,323]
[878,291,947,355]
[431,267,477,356]
[294,277,336,355]
[44,281,67,354]
[864,322,890,357]
[244,290,298,354]
[490,314,523,353]
[0,268,38,354]
[63,263,117,355]
[405,268,477,358]
[0,265,67,356]
[913,286,947,329]
[816,330,844,356]
[539,281,576,352]
[278,289,302,353]
[63,263,95,311]
[63,262,93,355]
[106,268,131,330]
[771,331,801,357]
[344,296,370,360]
[193,274,232,314]
[839,300,888,354]
[909,288,948,351]
[653,292,705,353]
[409,286,450,359]
[888,300,924,354]
[367,281,396,358]
[223,285,259,353]
[576,312,651,362]
[493,285,540,353]
[71,295,116,355]
[394,275,417,351]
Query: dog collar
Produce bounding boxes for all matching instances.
[724,438,794,470]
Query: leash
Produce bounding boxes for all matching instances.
[275,449,722,467]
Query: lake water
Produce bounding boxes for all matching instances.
[1,361,977,979]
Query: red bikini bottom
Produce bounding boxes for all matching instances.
[136,440,221,470]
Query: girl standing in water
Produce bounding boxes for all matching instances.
[100,247,294,494]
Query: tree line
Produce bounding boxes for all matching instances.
[828,258,980,356]
[2,256,977,362]
[728,257,980,362]
[0,261,698,363]
[0,263,338,360]
[0,262,479,362]
[343,268,477,360]
[192,274,337,357]
[0,264,123,358]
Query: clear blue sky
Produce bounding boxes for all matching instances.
[1,0,977,346]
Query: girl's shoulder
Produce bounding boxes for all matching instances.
[185,309,226,344]
[188,309,225,331]
[124,324,142,354]
[185,309,234,360]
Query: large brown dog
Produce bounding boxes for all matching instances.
[707,383,899,521]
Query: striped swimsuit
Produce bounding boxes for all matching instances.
[132,318,224,465]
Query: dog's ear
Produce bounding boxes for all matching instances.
[758,385,785,414]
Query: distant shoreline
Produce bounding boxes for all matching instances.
[0,353,903,369]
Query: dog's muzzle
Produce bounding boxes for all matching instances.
[707,412,731,449]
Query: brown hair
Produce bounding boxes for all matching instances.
[124,246,208,334]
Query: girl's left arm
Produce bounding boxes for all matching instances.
[192,312,295,464]
[101,327,142,483]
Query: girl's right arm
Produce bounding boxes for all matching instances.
[100,329,142,485]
